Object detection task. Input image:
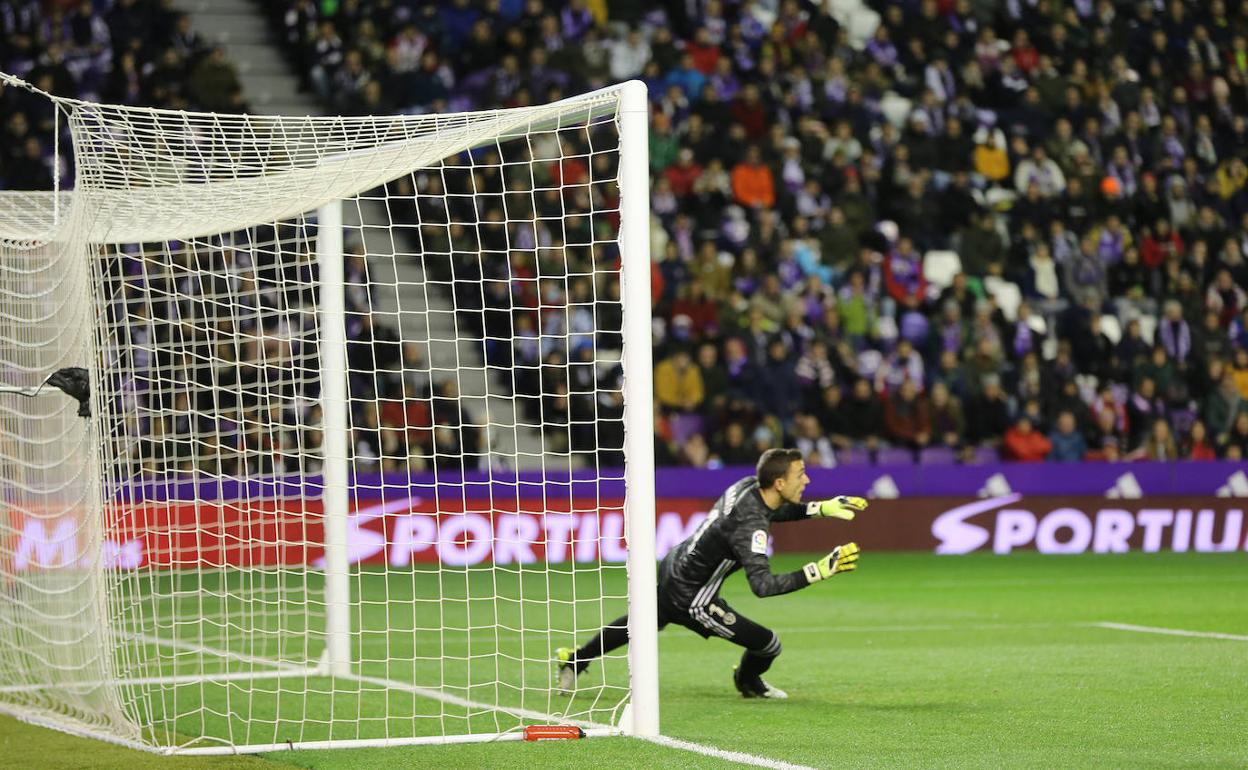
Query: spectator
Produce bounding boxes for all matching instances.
[1126,376,1166,448]
[972,127,1009,185]
[1204,371,1243,442]
[713,421,755,466]
[609,28,650,81]
[882,237,926,310]
[1014,145,1066,197]
[1182,419,1218,460]
[731,144,775,209]
[793,413,835,468]
[1047,411,1087,462]
[654,348,704,414]
[1003,416,1052,462]
[1129,418,1179,461]
[188,46,242,111]
[925,381,965,451]
[842,378,886,450]
[1220,411,1248,458]
[883,379,930,452]
[1158,299,1194,368]
[966,374,1010,447]
[758,338,802,425]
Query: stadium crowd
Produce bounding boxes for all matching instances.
[6,0,1248,472]
[0,0,250,190]
[268,0,1248,467]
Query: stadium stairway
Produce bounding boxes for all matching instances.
[175,0,549,471]
[177,0,309,116]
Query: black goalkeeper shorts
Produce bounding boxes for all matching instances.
[658,596,776,652]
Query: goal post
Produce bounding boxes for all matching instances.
[0,72,657,753]
[315,198,352,681]
[618,80,659,739]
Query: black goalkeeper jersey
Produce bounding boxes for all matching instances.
[658,475,814,614]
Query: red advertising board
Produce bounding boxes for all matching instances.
[8,495,1246,572]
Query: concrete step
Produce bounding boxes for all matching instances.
[220,42,290,76]
[241,72,304,103]
[194,11,271,45]
[182,0,257,14]
[252,99,321,116]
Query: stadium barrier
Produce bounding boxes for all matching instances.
[12,463,1247,570]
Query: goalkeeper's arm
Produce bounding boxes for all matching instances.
[731,522,861,597]
[773,495,869,523]
[802,542,860,584]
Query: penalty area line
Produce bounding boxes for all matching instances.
[1091,621,1248,642]
[642,734,818,770]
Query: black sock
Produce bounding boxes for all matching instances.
[737,634,782,680]
[574,614,630,673]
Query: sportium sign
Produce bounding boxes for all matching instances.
[930,496,1247,554]
[770,496,1248,555]
[8,498,711,570]
[8,496,1246,570]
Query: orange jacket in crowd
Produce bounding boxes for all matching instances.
[731,161,775,208]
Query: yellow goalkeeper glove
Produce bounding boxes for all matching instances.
[803,542,860,583]
[808,496,868,520]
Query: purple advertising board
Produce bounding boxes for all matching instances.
[123,461,1248,503]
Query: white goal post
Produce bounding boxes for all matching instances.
[0,73,656,753]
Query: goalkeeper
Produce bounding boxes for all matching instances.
[557,448,863,699]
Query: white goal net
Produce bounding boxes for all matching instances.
[0,74,656,754]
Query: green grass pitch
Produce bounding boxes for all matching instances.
[1,551,1245,769]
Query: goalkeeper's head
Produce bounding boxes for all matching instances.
[756,448,809,507]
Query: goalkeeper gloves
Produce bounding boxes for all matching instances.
[808,495,868,520]
[803,542,860,584]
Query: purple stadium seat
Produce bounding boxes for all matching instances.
[1169,408,1197,436]
[669,413,705,445]
[919,446,958,465]
[836,446,871,466]
[972,446,1001,464]
[875,447,915,466]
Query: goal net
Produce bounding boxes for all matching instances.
[0,75,657,754]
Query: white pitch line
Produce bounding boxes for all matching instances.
[643,734,818,770]
[339,670,615,733]
[120,631,620,739]
[1091,622,1248,642]
[62,629,824,768]
[783,621,1064,634]
[120,628,313,673]
[0,667,319,694]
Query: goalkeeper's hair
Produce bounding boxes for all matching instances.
[756,448,803,490]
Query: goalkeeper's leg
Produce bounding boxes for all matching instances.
[556,614,632,693]
[694,599,787,699]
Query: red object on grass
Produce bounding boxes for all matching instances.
[523,725,585,741]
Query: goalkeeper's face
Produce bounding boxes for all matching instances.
[776,461,811,504]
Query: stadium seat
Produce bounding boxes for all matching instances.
[876,446,915,465]
[827,0,864,25]
[1099,314,1122,345]
[847,7,881,48]
[971,446,1000,464]
[836,446,872,466]
[877,219,899,244]
[982,277,1022,321]
[919,446,958,465]
[879,90,911,128]
[669,413,705,445]
[922,250,962,292]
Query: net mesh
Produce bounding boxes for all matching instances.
[0,79,645,752]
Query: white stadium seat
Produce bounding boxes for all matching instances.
[1098,314,1122,345]
[922,250,962,291]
